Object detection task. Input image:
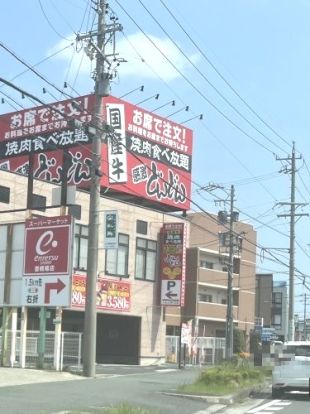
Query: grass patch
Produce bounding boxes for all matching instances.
[178,363,270,396]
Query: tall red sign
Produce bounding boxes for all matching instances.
[160,223,187,306]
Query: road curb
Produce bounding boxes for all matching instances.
[163,380,271,405]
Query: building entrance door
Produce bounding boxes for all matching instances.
[96,314,141,364]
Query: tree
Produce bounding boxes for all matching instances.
[233,328,246,354]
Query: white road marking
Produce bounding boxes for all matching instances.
[246,399,292,414]
[194,404,226,414]
[273,401,291,405]
[249,412,274,414]
[155,368,177,373]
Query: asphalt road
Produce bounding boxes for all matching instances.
[243,392,310,414]
[0,365,214,414]
[222,388,310,414]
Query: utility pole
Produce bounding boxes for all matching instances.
[226,184,235,360]
[77,0,122,378]
[303,294,310,340]
[83,0,107,379]
[277,142,308,341]
[304,293,307,340]
[214,184,241,360]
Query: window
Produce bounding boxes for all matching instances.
[233,291,239,306]
[0,185,10,204]
[136,220,148,235]
[32,194,46,211]
[105,233,129,277]
[74,224,88,270]
[135,237,157,281]
[166,325,180,336]
[272,292,282,305]
[199,293,212,302]
[272,314,282,326]
[200,260,213,269]
[11,223,25,280]
[0,225,8,277]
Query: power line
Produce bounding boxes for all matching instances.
[114,0,276,155]
[38,0,73,40]
[158,0,292,150]
[137,0,288,155]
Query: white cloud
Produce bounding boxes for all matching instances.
[116,32,200,82]
[48,32,200,83]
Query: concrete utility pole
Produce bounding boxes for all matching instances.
[83,0,108,378]
[303,294,310,340]
[78,0,122,378]
[304,293,307,339]
[277,142,308,342]
[215,184,241,360]
[226,185,235,360]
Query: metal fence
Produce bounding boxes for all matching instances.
[0,330,82,370]
[1,332,225,369]
[166,336,226,365]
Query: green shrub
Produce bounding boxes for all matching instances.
[198,365,264,388]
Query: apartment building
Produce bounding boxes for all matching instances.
[166,211,257,346]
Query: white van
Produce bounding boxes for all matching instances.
[272,341,310,398]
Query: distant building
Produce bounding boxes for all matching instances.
[255,273,273,327]
[271,281,288,342]
[255,274,288,342]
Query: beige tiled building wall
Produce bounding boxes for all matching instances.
[0,169,187,364]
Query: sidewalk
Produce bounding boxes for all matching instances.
[0,367,84,387]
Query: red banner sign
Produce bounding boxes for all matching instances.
[23,215,72,276]
[101,97,192,211]
[0,95,193,211]
[0,95,94,141]
[71,275,131,312]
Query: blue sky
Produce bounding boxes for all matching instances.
[1,0,310,316]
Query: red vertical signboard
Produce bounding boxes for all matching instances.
[160,223,186,306]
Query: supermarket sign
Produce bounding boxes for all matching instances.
[22,215,72,307]
[71,275,130,312]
